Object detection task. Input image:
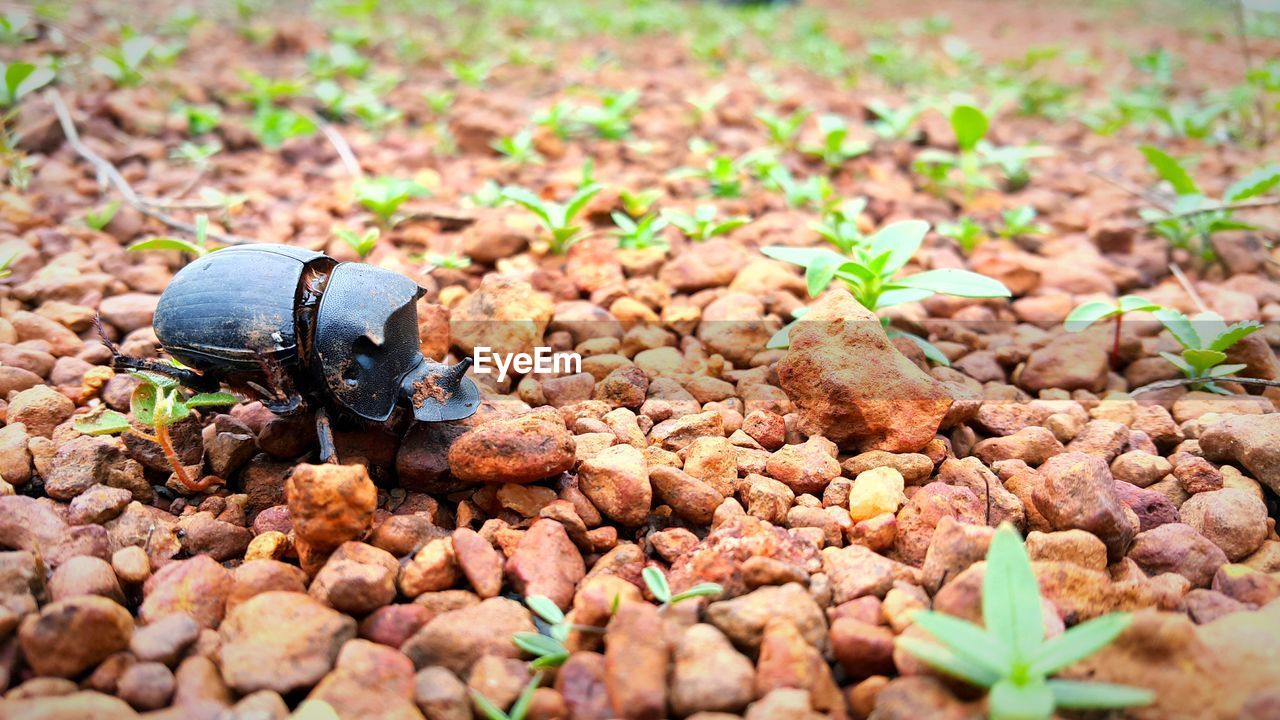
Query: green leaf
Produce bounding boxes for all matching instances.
[868,220,929,274]
[128,237,208,255]
[670,583,724,604]
[874,287,935,309]
[1140,145,1199,196]
[470,688,510,720]
[512,632,566,659]
[1046,679,1155,710]
[564,183,603,223]
[885,328,951,366]
[983,524,1043,663]
[1224,166,1280,203]
[760,245,843,269]
[501,187,550,224]
[1207,321,1261,353]
[127,370,180,390]
[805,252,846,297]
[767,317,798,350]
[1117,295,1161,314]
[951,105,989,152]
[1159,351,1193,375]
[895,636,1000,688]
[1027,613,1132,676]
[186,392,238,408]
[989,678,1055,720]
[642,566,671,603]
[1183,348,1227,373]
[507,673,543,720]
[1064,301,1118,332]
[1207,363,1247,378]
[891,269,1011,298]
[1153,308,1201,350]
[73,409,132,436]
[525,595,566,625]
[910,611,1011,676]
[529,651,570,669]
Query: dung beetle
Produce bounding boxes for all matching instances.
[107,243,479,461]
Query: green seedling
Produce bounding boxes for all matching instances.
[92,35,154,86]
[306,42,369,79]
[315,80,402,129]
[1154,102,1226,141]
[466,179,506,208]
[803,114,871,169]
[766,167,835,211]
[914,105,1052,201]
[1153,308,1262,394]
[687,86,728,126]
[619,187,663,217]
[501,182,603,254]
[662,205,749,242]
[937,216,986,255]
[472,673,542,720]
[756,107,810,150]
[446,58,495,87]
[763,220,1010,363]
[0,249,18,280]
[75,370,236,492]
[575,89,639,140]
[923,526,1152,700]
[334,225,379,259]
[612,211,668,251]
[1065,295,1163,369]
[641,567,722,608]
[996,206,1046,239]
[1139,146,1280,262]
[170,140,221,168]
[129,213,215,257]
[176,103,222,136]
[83,201,121,231]
[1,61,55,107]
[0,9,36,43]
[866,99,922,141]
[512,595,573,669]
[422,252,471,271]
[533,101,576,140]
[354,175,429,228]
[248,106,316,149]
[897,524,1154,720]
[809,198,868,255]
[492,129,544,165]
[424,89,455,118]
[668,154,756,199]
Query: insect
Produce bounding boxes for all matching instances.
[105,244,479,461]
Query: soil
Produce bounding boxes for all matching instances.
[3,1,1280,719]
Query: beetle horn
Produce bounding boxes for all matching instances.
[401,357,481,423]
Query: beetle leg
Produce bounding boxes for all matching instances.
[315,406,339,464]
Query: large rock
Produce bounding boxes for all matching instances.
[604,601,669,720]
[306,639,421,720]
[139,555,233,629]
[1017,329,1110,393]
[219,591,357,694]
[18,596,134,677]
[670,624,755,717]
[400,597,534,674]
[450,276,554,357]
[775,290,952,452]
[504,518,585,610]
[286,463,377,570]
[1200,414,1280,493]
[1032,452,1135,563]
[446,409,575,484]
[577,443,651,526]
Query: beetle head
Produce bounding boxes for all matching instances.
[401,356,481,422]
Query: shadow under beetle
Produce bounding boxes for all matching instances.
[106,243,479,462]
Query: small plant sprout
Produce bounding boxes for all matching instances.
[471,672,542,720]
[766,167,835,211]
[1139,146,1280,263]
[687,85,728,126]
[75,369,237,492]
[83,201,121,231]
[501,182,603,254]
[668,154,754,199]
[867,99,922,141]
[1153,308,1262,394]
[937,216,986,255]
[334,225,379,259]
[512,595,572,669]
[897,524,1154,720]
[0,249,18,280]
[446,58,495,87]
[612,211,669,251]
[575,89,640,140]
[533,101,576,140]
[810,197,869,255]
[641,567,722,608]
[1065,295,1163,370]
[756,107,811,149]
[492,129,544,165]
[423,89,455,118]
[2,61,55,108]
[763,220,1010,363]
[802,114,871,170]
[914,105,1052,201]
[177,103,222,136]
[354,176,429,228]
[129,214,215,257]
[422,252,471,271]
[996,206,1047,239]
[170,140,221,168]
[662,205,750,242]
[93,35,155,86]
[619,187,663,217]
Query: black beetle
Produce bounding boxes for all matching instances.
[107,243,479,461]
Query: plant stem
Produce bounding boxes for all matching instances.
[1111,314,1123,371]
[153,421,217,492]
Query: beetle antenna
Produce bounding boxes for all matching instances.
[93,313,122,356]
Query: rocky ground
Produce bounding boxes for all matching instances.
[3,0,1280,719]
